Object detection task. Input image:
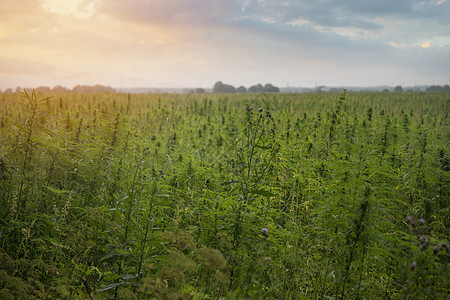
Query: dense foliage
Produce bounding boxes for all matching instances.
[0,90,448,299]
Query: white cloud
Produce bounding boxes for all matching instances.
[388,41,407,48]
[262,17,275,23]
[421,41,437,48]
[289,18,311,27]
[39,0,98,19]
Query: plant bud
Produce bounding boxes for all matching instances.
[420,235,429,250]
[406,216,416,226]
[434,242,442,255]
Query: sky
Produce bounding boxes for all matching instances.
[0,0,449,90]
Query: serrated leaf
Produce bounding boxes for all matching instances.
[45,186,71,196]
[115,248,131,256]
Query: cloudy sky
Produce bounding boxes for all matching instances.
[0,0,449,90]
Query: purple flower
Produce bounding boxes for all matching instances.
[420,235,429,250]
[258,107,263,112]
[419,218,425,226]
[411,261,417,271]
[406,216,416,226]
[262,228,269,238]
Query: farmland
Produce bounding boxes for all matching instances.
[0,90,448,299]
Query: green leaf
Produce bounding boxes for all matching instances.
[45,186,71,196]
[115,248,131,256]
[97,281,132,292]
[249,189,275,197]
[221,180,241,186]
[122,273,137,280]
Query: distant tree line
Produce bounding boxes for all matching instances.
[2,83,449,94]
[1,84,116,94]
[392,84,450,92]
[426,85,450,92]
[72,85,116,93]
[212,81,280,93]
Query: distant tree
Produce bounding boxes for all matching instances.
[213,81,223,92]
[52,85,70,93]
[213,81,236,93]
[236,86,247,93]
[316,85,325,93]
[248,84,264,93]
[394,85,404,92]
[426,85,443,92]
[5,88,12,93]
[35,86,52,93]
[383,89,390,92]
[15,86,22,92]
[73,84,116,93]
[195,88,206,94]
[264,83,280,93]
[444,84,450,91]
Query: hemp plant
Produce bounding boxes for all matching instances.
[400,216,449,299]
[225,103,279,247]
[13,89,53,214]
[238,105,278,201]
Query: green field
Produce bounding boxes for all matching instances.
[0,90,448,299]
